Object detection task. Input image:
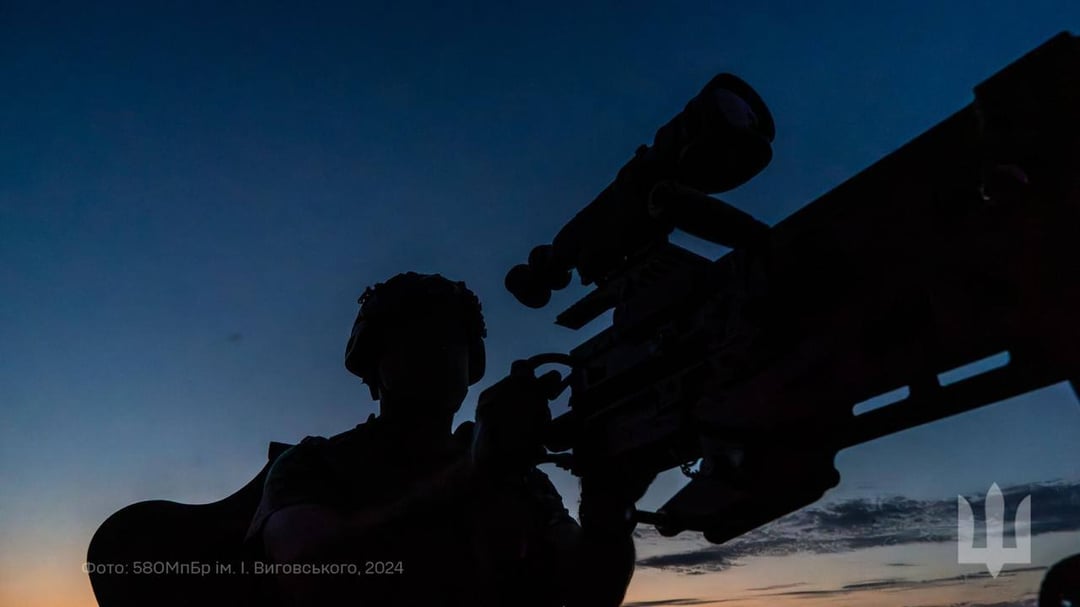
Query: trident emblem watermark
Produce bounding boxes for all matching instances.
[957,483,1032,577]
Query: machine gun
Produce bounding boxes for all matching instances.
[87,32,1080,607]
[503,31,1080,544]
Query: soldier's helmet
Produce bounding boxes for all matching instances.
[345,271,487,400]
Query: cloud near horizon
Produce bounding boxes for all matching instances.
[635,480,1080,574]
[623,568,1046,607]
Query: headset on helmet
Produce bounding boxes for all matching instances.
[344,272,487,400]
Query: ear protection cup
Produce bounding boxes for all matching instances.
[344,272,487,400]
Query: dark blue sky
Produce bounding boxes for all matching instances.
[2,3,1079,606]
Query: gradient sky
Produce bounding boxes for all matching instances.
[3,2,1080,606]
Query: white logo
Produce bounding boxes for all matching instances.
[957,483,1031,577]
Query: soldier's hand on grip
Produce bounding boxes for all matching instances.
[471,360,559,478]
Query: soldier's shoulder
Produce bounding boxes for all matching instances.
[269,414,378,478]
[327,413,379,446]
[263,436,330,490]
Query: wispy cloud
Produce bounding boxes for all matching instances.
[636,480,1080,574]
[763,567,1045,599]
[622,599,729,606]
[743,582,808,591]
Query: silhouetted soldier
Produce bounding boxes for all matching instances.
[245,272,650,606]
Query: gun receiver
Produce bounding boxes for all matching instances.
[509,32,1080,544]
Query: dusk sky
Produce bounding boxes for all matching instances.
[3,2,1080,606]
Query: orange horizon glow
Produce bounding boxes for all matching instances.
[4,531,1068,607]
